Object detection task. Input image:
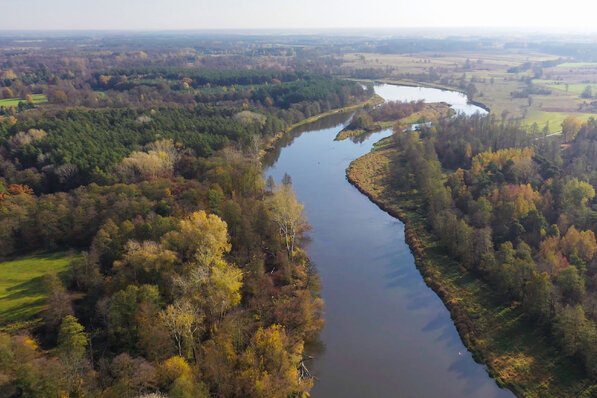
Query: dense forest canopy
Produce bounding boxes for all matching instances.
[92,68,309,89]
[0,67,371,193]
[0,40,375,396]
[388,113,597,382]
[4,30,597,397]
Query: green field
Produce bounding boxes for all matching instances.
[555,62,597,68]
[0,94,47,107]
[524,110,596,133]
[0,252,79,324]
[533,80,597,96]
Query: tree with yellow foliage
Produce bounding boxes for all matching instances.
[560,226,597,264]
[1,87,13,99]
[471,147,535,175]
[160,300,203,357]
[163,211,242,325]
[240,325,311,398]
[562,115,581,142]
[113,240,178,285]
[267,183,308,257]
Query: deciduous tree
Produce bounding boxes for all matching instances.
[267,184,308,256]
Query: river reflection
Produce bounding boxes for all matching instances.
[263,85,511,398]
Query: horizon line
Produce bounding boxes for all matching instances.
[1,27,597,37]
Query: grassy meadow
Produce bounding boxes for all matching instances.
[524,110,596,133]
[0,252,78,325]
[0,94,47,107]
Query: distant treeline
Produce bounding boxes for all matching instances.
[507,41,597,61]
[0,71,371,192]
[92,68,308,90]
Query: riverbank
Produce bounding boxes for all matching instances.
[334,102,453,141]
[346,136,593,398]
[334,122,387,141]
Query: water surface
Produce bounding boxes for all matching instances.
[264,85,511,398]
[374,83,489,116]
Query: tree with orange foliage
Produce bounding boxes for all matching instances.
[7,184,34,195]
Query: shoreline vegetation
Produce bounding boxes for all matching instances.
[334,102,453,141]
[346,136,592,397]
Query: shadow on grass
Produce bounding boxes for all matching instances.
[0,276,47,321]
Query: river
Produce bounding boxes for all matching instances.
[264,84,512,398]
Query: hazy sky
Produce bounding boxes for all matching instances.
[3,0,597,31]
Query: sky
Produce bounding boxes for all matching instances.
[3,0,597,31]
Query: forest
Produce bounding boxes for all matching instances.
[4,29,597,397]
[377,113,597,392]
[0,71,370,192]
[0,40,374,397]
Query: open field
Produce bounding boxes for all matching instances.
[533,80,597,95]
[524,110,596,132]
[0,94,47,107]
[342,51,597,130]
[0,252,78,324]
[555,62,597,68]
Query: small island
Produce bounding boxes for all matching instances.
[335,100,453,141]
